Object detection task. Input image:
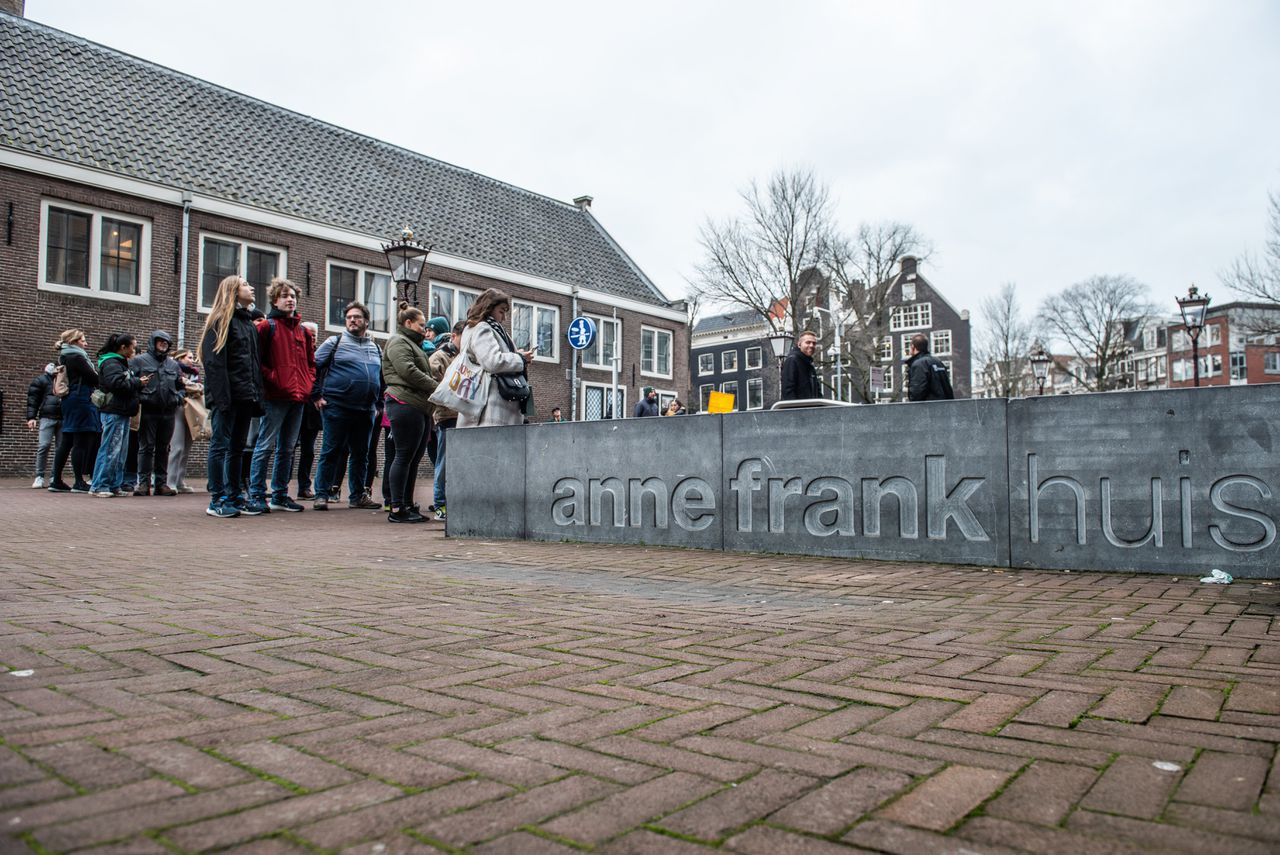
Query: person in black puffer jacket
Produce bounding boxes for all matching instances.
[89,333,148,497]
[25,362,63,488]
[198,275,264,518]
[130,330,185,496]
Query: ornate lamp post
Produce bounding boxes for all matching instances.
[767,331,795,399]
[1176,284,1211,388]
[381,226,431,307]
[1029,341,1051,396]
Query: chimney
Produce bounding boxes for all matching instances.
[899,255,918,276]
[573,195,593,210]
[0,0,25,16]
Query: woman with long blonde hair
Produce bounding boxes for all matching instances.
[198,275,263,518]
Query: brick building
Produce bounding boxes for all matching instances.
[0,11,688,474]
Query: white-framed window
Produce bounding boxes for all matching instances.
[658,390,679,412]
[1230,351,1247,381]
[39,199,151,304]
[931,329,952,356]
[582,381,626,421]
[890,302,932,331]
[327,262,392,336]
[513,299,560,362]
[1172,325,1223,350]
[198,233,285,312]
[745,346,763,370]
[641,326,673,378]
[428,281,481,326]
[699,384,714,412]
[722,350,739,372]
[1143,327,1157,351]
[900,334,914,359]
[697,353,715,375]
[876,336,894,361]
[1265,352,1280,374]
[747,378,764,410]
[721,380,739,410]
[901,281,917,301]
[580,315,621,370]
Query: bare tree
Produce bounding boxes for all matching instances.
[691,167,837,335]
[1037,274,1152,392]
[976,283,1038,397]
[822,222,934,402]
[1222,190,1280,336]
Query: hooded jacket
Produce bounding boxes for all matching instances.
[255,310,316,403]
[26,365,62,421]
[383,325,437,416]
[96,352,143,416]
[130,330,184,413]
[202,306,264,411]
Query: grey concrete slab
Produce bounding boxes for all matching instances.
[721,400,1011,566]
[447,423,528,539]
[523,417,724,550]
[1008,386,1280,577]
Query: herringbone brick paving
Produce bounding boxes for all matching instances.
[1,481,1277,853]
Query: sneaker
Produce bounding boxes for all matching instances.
[90,491,115,498]
[298,488,316,499]
[155,485,177,496]
[434,505,446,522]
[388,507,426,523]
[48,481,72,493]
[133,484,151,497]
[349,492,382,509]
[241,499,269,516]
[269,497,304,512]
[329,491,341,503]
[175,485,195,494]
[31,476,45,489]
[71,482,91,494]
[207,502,240,518]
[112,488,130,497]
[313,497,328,511]
[382,502,392,512]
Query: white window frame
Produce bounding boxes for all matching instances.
[428,281,482,327]
[640,325,674,379]
[699,384,714,412]
[1265,352,1280,374]
[900,334,914,359]
[581,381,626,421]
[722,350,739,372]
[746,377,764,410]
[512,299,561,363]
[931,329,952,356]
[745,346,763,370]
[876,336,894,361]
[197,232,287,313]
[325,261,394,339]
[721,380,739,410]
[697,353,715,375]
[580,315,622,371]
[39,199,152,305]
[889,302,933,332]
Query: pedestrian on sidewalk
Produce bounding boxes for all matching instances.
[89,333,148,497]
[130,330,184,496]
[312,301,383,511]
[382,302,438,523]
[49,329,101,494]
[25,362,62,489]
[166,349,202,493]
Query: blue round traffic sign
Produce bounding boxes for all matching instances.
[567,316,597,350]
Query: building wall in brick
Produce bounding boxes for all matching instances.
[0,165,688,475]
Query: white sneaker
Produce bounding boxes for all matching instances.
[31,476,45,489]
[176,485,195,494]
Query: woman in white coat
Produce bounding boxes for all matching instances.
[456,288,533,428]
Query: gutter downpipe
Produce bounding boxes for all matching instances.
[176,190,193,347]
[570,284,580,421]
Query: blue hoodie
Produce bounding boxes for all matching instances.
[314,330,382,413]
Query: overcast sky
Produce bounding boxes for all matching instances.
[25,0,1280,326]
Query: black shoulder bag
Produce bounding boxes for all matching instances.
[485,319,531,405]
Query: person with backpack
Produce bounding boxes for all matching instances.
[906,333,956,401]
[245,279,315,514]
[25,362,62,489]
[89,333,149,497]
[312,300,383,511]
[48,329,101,494]
[129,330,184,496]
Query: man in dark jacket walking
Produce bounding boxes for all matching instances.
[246,279,315,514]
[26,363,62,488]
[781,331,821,401]
[130,331,184,495]
[633,387,660,417]
[905,333,955,401]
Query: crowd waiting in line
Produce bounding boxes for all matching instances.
[26,275,540,523]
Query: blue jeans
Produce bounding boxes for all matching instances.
[208,403,255,506]
[249,400,304,502]
[315,407,373,500]
[90,413,130,493]
[433,422,451,507]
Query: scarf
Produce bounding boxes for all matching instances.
[60,343,88,361]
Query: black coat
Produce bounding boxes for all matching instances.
[131,346,185,413]
[96,354,143,416]
[781,347,820,401]
[906,352,955,401]
[201,307,264,412]
[26,372,61,420]
[60,349,99,390]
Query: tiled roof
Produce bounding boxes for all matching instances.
[693,307,767,335]
[0,14,672,308]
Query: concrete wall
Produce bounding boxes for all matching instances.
[448,385,1280,578]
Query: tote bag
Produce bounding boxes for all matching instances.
[428,350,487,419]
[183,396,213,441]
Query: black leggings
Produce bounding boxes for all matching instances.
[385,399,429,509]
[53,431,99,486]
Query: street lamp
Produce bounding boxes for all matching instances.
[767,330,794,399]
[1029,341,1051,396]
[810,304,853,401]
[1176,284,1211,388]
[381,225,431,307]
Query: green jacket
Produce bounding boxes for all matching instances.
[382,325,437,415]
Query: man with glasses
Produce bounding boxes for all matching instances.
[312,301,383,511]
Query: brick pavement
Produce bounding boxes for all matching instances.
[0,479,1277,853]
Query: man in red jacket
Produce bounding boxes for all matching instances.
[245,278,315,515]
